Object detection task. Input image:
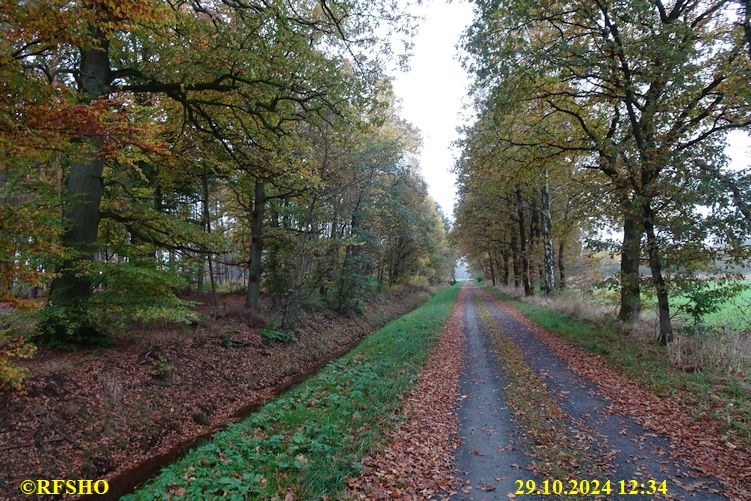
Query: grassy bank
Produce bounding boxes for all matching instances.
[125,284,460,500]
[482,286,751,448]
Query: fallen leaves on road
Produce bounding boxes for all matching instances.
[482,289,751,501]
[346,290,466,500]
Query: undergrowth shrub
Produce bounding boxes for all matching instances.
[260,316,297,343]
[0,311,37,391]
[488,284,751,376]
[37,260,198,345]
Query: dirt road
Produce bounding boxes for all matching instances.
[453,284,726,500]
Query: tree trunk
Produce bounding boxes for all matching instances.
[643,202,673,344]
[531,197,541,293]
[511,230,520,288]
[516,189,531,296]
[618,202,643,323]
[541,170,555,295]
[201,170,217,308]
[245,180,265,309]
[557,241,566,290]
[742,0,751,59]
[488,251,496,286]
[49,32,110,308]
[502,250,510,286]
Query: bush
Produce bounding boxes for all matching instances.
[92,260,198,327]
[37,260,198,345]
[260,316,297,343]
[676,279,748,326]
[0,312,37,391]
[36,301,106,345]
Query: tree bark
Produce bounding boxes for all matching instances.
[742,0,751,59]
[618,201,643,323]
[502,250,510,286]
[557,241,566,290]
[643,202,673,344]
[511,233,520,288]
[49,31,110,307]
[488,251,496,286]
[201,169,217,308]
[245,179,265,309]
[542,169,555,295]
[516,189,532,296]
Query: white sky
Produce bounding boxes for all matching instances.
[392,0,474,220]
[391,1,750,222]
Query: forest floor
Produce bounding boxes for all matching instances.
[0,288,430,498]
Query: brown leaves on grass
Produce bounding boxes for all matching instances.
[346,290,466,500]
[482,289,751,501]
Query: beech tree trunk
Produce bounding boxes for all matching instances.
[511,232,520,288]
[201,170,217,308]
[245,180,265,309]
[618,201,643,323]
[49,32,110,308]
[502,250,510,286]
[643,202,673,344]
[742,0,751,59]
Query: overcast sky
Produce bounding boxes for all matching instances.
[391,0,750,221]
[392,0,473,219]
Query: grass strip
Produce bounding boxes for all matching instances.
[476,300,603,492]
[124,284,460,500]
[481,286,751,448]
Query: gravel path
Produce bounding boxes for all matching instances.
[454,288,536,498]
[453,284,726,500]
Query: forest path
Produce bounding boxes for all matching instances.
[452,284,725,500]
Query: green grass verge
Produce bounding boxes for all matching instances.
[124,284,460,500]
[482,286,751,448]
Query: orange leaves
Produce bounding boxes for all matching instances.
[22,97,170,164]
[81,0,169,34]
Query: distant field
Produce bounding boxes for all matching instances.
[681,283,751,330]
[581,281,751,331]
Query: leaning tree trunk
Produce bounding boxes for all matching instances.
[643,202,673,344]
[245,180,265,309]
[49,32,110,309]
[618,200,643,323]
[541,169,555,295]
